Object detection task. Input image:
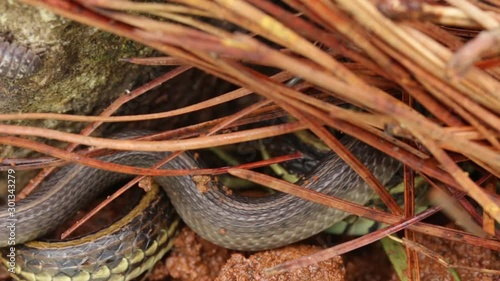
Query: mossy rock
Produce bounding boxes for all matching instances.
[0,1,155,158]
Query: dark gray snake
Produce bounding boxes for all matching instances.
[0,134,400,280]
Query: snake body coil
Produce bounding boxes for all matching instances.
[0,41,41,79]
[0,135,400,280]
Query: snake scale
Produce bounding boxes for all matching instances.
[0,134,400,280]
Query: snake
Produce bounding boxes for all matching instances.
[0,133,401,281]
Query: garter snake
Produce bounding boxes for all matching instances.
[0,135,400,280]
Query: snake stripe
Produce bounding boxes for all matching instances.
[2,185,179,281]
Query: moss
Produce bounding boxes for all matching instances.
[0,2,155,158]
